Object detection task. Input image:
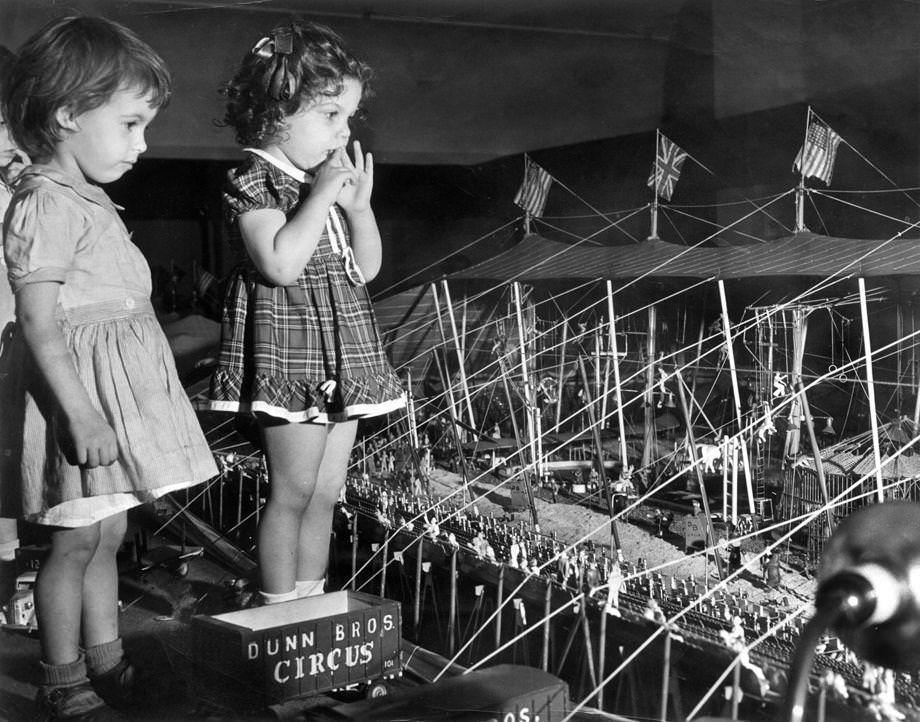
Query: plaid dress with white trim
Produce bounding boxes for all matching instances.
[208,154,405,423]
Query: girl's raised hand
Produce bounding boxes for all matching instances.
[334,141,373,214]
[312,150,358,205]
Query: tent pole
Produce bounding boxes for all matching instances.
[784,308,809,462]
[717,280,755,514]
[432,349,472,504]
[642,305,657,475]
[430,283,462,439]
[606,281,630,474]
[512,282,540,528]
[406,369,419,449]
[858,277,885,502]
[554,321,569,433]
[441,280,477,431]
[796,380,836,535]
[675,370,725,581]
[913,309,920,429]
[578,356,621,553]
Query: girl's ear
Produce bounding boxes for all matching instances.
[55,106,80,132]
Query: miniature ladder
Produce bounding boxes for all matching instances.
[752,438,774,522]
[753,438,767,503]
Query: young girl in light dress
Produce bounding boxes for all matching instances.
[1,16,216,720]
[210,21,404,605]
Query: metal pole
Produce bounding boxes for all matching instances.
[350,512,358,591]
[578,355,621,553]
[858,277,885,502]
[441,280,477,430]
[542,581,552,671]
[379,537,388,598]
[797,380,836,536]
[598,601,608,709]
[676,373,725,580]
[642,305,657,472]
[414,536,424,634]
[554,321,569,432]
[512,282,541,527]
[448,549,458,655]
[433,350,473,504]
[718,280,756,513]
[495,565,505,649]
[659,630,671,722]
[606,281,630,472]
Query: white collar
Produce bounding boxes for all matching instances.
[243,148,309,183]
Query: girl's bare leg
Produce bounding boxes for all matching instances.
[258,421,328,594]
[81,511,127,647]
[35,523,101,664]
[296,420,357,582]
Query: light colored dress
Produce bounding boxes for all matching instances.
[1,166,217,526]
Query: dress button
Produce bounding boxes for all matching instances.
[125,298,135,309]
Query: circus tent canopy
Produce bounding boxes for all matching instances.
[447,232,920,282]
[794,418,920,479]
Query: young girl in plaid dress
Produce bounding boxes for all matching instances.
[210,22,405,605]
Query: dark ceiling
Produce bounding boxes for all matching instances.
[5,0,920,168]
[5,0,920,294]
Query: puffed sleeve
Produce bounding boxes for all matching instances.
[223,157,296,224]
[4,187,84,292]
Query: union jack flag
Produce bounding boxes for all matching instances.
[514,155,553,217]
[793,120,841,185]
[647,134,688,201]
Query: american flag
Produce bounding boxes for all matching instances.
[793,120,841,184]
[647,134,688,201]
[514,155,552,217]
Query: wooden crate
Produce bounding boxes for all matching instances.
[191,590,401,708]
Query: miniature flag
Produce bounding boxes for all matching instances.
[793,120,841,184]
[514,155,552,217]
[647,134,688,201]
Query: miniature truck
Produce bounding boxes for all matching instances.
[191,590,402,712]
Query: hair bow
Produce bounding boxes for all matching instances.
[251,27,295,101]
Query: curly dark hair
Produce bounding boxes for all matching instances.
[1,16,171,162]
[221,21,373,148]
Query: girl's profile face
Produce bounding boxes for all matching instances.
[52,86,159,184]
[270,76,362,172]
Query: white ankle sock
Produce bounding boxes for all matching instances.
[260,589,297,605]
[295,579,325,598]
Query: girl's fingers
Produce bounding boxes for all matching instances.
[352,140,364,173]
